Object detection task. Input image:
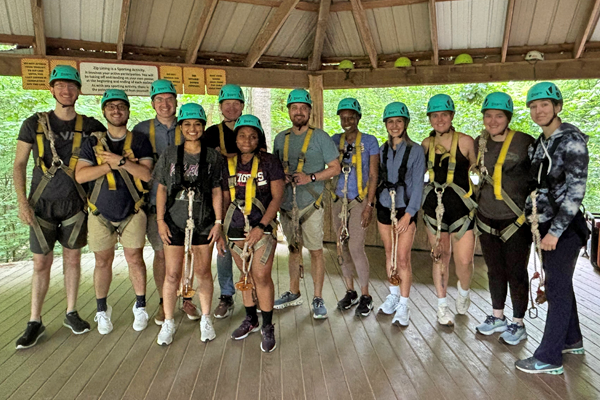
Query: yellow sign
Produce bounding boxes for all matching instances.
[50,59,78,72]
[205,69,226,95]
[159,66,183,94]
[21,58,49,90]
[183,67,205,95]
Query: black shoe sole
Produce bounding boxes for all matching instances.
[261,342,277,353]
[16,329,45,350]
[63,322,91,335]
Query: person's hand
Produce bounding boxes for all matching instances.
[98,150,123,169]
[246,226,264,248]
[541,233,559,251]
[285,174,294,184]
[17,200,35,226]
[292,172,312,186]
[361,204,373,228]
[394,213,412,234]
[158,220,172,246]
[208,223,222,245]
[216,235,226,256]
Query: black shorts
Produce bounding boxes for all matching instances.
[422,187,474,233]
[165,217,210,246]
[376,203,418,226]
[30,198,87,254]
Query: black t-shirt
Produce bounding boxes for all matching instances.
[221,152,284,236]
[17,111,106,203]
[205,121,268,154]
[79,131,153,222]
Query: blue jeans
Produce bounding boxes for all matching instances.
[217,248,235,296]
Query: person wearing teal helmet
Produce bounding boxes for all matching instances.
[421,93,477,327]
[272,88,341,319]
[76,88,154,336]
[375,102,425,327]
[515,82,589,374]
[331,98,379,317]
[223,114,284,352]
[473,92,534,345]
[153,103,226,345]
[13,65,106,349]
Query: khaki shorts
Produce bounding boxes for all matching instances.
[146,212,163,251]
[280,204,324,251]
[88,210,147,252]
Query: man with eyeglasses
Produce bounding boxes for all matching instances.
[13,65,106,349]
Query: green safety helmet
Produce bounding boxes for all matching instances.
[383,102,410,122]
[286,88,312,107]
[338,59,354,71]
[427,94,455,115]
[101,89,129,108]
[454,54,473,65]
[394,57,412,68]
[234,114,264,135]
[218,84,245,103]
[49,65,81,87]
[481,92,514,114]
[526,82,563,107]
[150,79,176,99]
[337,98,361,117]
[177,103,207,124]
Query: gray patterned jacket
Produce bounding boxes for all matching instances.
[526,122,589,238]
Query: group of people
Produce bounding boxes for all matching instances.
[13,64,589,374]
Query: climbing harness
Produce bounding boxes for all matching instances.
[337,162,351,265]
[179,188,196,298]
[388,189,401,286]
[217,123,229,156]
[149,119,182,161]
[528,189,546,319]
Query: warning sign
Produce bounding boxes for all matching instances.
[79,62,158,95]
[183,67,205,95]
[205,69,226,95]
[159,66,183,94]
[50,59,78,73]
[21,58,49,90]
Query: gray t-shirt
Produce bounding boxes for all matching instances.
[273,127,339,211]
[474,130,535,220]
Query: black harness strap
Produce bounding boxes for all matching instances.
[378,142,413,205]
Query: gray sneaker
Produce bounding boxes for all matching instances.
[515,356,563,375]
[274,291,303,310]
[476,315,508,336]
[499,323,527,345]
[563,339,585,355]
[312,297,328,319]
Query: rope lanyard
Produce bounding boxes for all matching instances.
[388,189,401,286]
[528,189,546,319]
[338,131,366,200]
[180,188,196,298]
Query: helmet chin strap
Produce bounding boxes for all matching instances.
[542,112,557,127]
[54,94,75,109]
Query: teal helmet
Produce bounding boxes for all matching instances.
[49,65,81,87]
[337,98,361,117]
[218,84,245,103]
[286,88,312,107]
[526,82,563,107]
[234,114,264,135]
[177,103,207,124]
[383,102,410,122]
[427,94,455,115]
[150,79,176,99]
[101,89,129,108]
[481,92,514,114]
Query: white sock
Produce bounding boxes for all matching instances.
[400,296,409,306]
[389,286,400,296]
[458,283,470,297]
[438,297,447,307]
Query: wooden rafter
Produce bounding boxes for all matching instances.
[218,0,453,13]
[185,0,220,64]
[500,0,515,63]
[308,0,331,71]
[116,0,131,60]
[573,0,600,59]
[428,0,438,65]
[349,0,378,69]
[30,0,46,56]
[244,0,300,68]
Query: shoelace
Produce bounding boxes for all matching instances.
[385,294,399,306]
[313,298,324,308]
[506,323,520,335]
[484,315,500,325]
[94,312,108,323]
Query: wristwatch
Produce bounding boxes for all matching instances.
[310,173,316,182]
[256,222,266,231]
[367,202,375,208]
[214,219,223,225]
[118,157,126,167]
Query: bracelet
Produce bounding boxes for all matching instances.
[367,202,375,208]
[214,219,223,225]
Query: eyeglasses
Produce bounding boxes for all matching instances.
[53,82,78,91]
[153,97,175,105]
[105,103,129,112]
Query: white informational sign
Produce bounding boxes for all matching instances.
[79,62,158,95]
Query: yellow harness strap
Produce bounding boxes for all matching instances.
[94,135,117,190]
[149,119,182,157]
[427,130,472,197]
[228,155,260,216]
[284,127,314,174]
[36,114,83,173]
[492,129,516,201]
[227,156,238,200]
[218,123,228,156]
[338,131,367,200]
[123,131,147,194]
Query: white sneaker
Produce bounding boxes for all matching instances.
[455,283,471,315]
[200,316,216,342]
[132,304,149,332]
[392,303,410,327]
[95,305,113,335]
[157,319,176,346]
[377,294,400,315]
[437,304,454,326]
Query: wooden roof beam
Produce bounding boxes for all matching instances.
[116,0,131,60]
[500,0,515,63]
[308,0,331,71]
[349,0,378,69]
[573,0,600,59]
[428,0,438,65]
[244,0,300,68]
[30,0,46,56]
[186,0,220,64]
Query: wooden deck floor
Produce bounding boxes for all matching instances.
[0,243,599,400]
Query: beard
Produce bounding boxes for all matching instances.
[292,115,309,128]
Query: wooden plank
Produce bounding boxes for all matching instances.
[349,0,378,69]
[185,0,220,64]
[116,0,132,60]
[29,0,45,55]
[244,0,300,68]
[308,73,323,129]
[573,0,600,59]
[501,0,515,63]
[428,0,438,65]
[308,0,331,71]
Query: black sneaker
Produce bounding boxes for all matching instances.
[355,295,374,317]
[261,324,277,353]
[63,311,91,334]
[337,290,359,310]
[231,315,260,340]
[16,320,46,350]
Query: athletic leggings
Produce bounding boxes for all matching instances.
[331,199,370,289]
[478,214,531,319]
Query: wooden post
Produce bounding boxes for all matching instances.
[573,0,600,59]
[500,0,515,63]
[308,74,323,129]
[30,0,46,56]
[428,0,439,65]
[116,0,131,60]
[308,0,331,71]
